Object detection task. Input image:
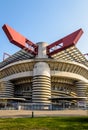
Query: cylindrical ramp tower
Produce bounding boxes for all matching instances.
[0,81,14,97]
[32,62,51,105]
[32,42,51,109]
[76,81,88,97]
[75,81,88,108]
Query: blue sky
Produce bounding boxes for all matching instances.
[0,0,88,61]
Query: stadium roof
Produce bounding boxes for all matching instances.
[52,45,88,67]
[0,45,88,69]
[0,49,35,69]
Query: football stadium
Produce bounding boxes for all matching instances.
[0,24,88,110]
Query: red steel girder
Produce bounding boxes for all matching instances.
[2,24,38,55]
[46,29,83,56]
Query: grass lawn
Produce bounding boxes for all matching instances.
[0,116,88,130]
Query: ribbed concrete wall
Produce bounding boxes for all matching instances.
[32,62,51,103]
[0,81,14,97]
[75,81,88,97]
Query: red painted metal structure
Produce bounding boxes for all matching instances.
[2,24,38,55]
[2,24,83,57]
[46,29,83,56]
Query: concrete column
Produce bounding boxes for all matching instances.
[36,42,48,58]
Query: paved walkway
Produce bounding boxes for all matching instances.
[0,110,87,118]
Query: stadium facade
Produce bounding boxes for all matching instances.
[0,24,88,110]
